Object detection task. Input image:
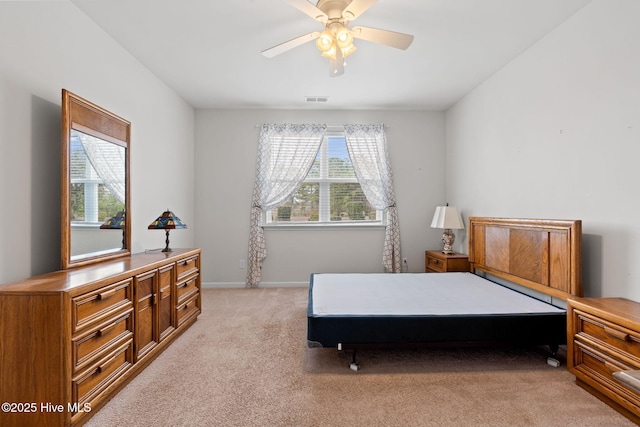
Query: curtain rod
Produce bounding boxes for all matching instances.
[254,124,387,129]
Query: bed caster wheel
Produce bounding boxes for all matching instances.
[547,357,560,368]
[350,362,360,371]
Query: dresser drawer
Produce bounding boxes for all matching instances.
[72,340,133,412]
[72,309,133,373]
[573,340,640,409]
[72,279,134,332]
[176,273,199,303]
[575,310,640,365]
[176,254,199,279]
[176,292,200,326]
[426,255,445,272]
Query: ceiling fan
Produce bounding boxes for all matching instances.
[262,0,414,77]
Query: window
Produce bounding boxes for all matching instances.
[265,133,382,226]
[70,132,125,225]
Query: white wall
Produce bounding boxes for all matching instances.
[9,1,630,297]
[446,0,640,299]
[195,109,446,286]
[0,2,195,283]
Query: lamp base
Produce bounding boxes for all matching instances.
[162,229,173,252]
[441,229,456,254]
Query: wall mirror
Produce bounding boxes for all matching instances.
[61,89,131,269]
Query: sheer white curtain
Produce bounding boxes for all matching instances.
[73,130,126,203]
[344,124,401,272]
[247,124,326,287]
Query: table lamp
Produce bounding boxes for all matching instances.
[148,209,187,252]
[430,204,464,254]
[100,210,126,248]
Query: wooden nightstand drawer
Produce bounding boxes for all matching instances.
[426,254,445,272]
[575,310,640,365]
[568,297,640,423]
[573,340,640,409]
[425,250,470,273]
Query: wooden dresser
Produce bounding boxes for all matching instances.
[0,248,201,427]
[567,297,640,423]
[425,250,470,273]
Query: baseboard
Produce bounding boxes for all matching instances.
[202,281,308,288]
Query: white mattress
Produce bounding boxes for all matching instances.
[310,272,565,316]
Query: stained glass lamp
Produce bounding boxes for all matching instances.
[148,209,187,252]
[100,210,126,248]
[100,210,126,229]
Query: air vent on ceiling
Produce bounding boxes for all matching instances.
[305,96,329,103]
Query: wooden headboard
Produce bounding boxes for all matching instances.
[468,217,582,301]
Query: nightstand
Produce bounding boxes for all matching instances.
[425,250,470,273]
[567,297,640,424]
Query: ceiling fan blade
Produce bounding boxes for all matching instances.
[342,0,377,21]
[287,0,328,22]
[329,47,344,77]
[262,32,320,58]
[351,26,414,50]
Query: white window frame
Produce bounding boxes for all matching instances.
[70,145,102,227]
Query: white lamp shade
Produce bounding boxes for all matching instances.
[430,206,465,229]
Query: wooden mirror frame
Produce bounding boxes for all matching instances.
[61,89,131,269]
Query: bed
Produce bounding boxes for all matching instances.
[307,217,582,369]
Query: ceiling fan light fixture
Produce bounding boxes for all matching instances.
[262,0,414,77]
[335,27,353,49]
[320,45,337,59]
[341,44,356,58]
[316,29,334,53]
[321,43,355,61]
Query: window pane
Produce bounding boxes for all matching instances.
[270,183,319,223]
[328,183,375,221]
[307,154,320,179]
[328,136,355,178]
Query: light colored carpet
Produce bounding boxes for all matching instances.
[85,287,635,427]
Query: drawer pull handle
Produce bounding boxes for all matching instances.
[97,289,116,300]
[97,322,117,337]
[604,326,631,342]
[182,303,190,310]
[181,282,189,288]
[96,357,117,374]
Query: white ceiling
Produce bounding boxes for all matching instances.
[70,0,591,111]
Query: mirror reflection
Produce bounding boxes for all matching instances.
[69,129,126,259]
[61,89,130,269]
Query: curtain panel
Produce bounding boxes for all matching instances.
[246,124,326,287]
[344,124,401,273]
[75,132,126,203]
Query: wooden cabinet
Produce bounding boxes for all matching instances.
[425,250,470,273]
[0,248,201,427]
[567,297,640,424]
[134,270,159,361]
[158,264,176,342]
